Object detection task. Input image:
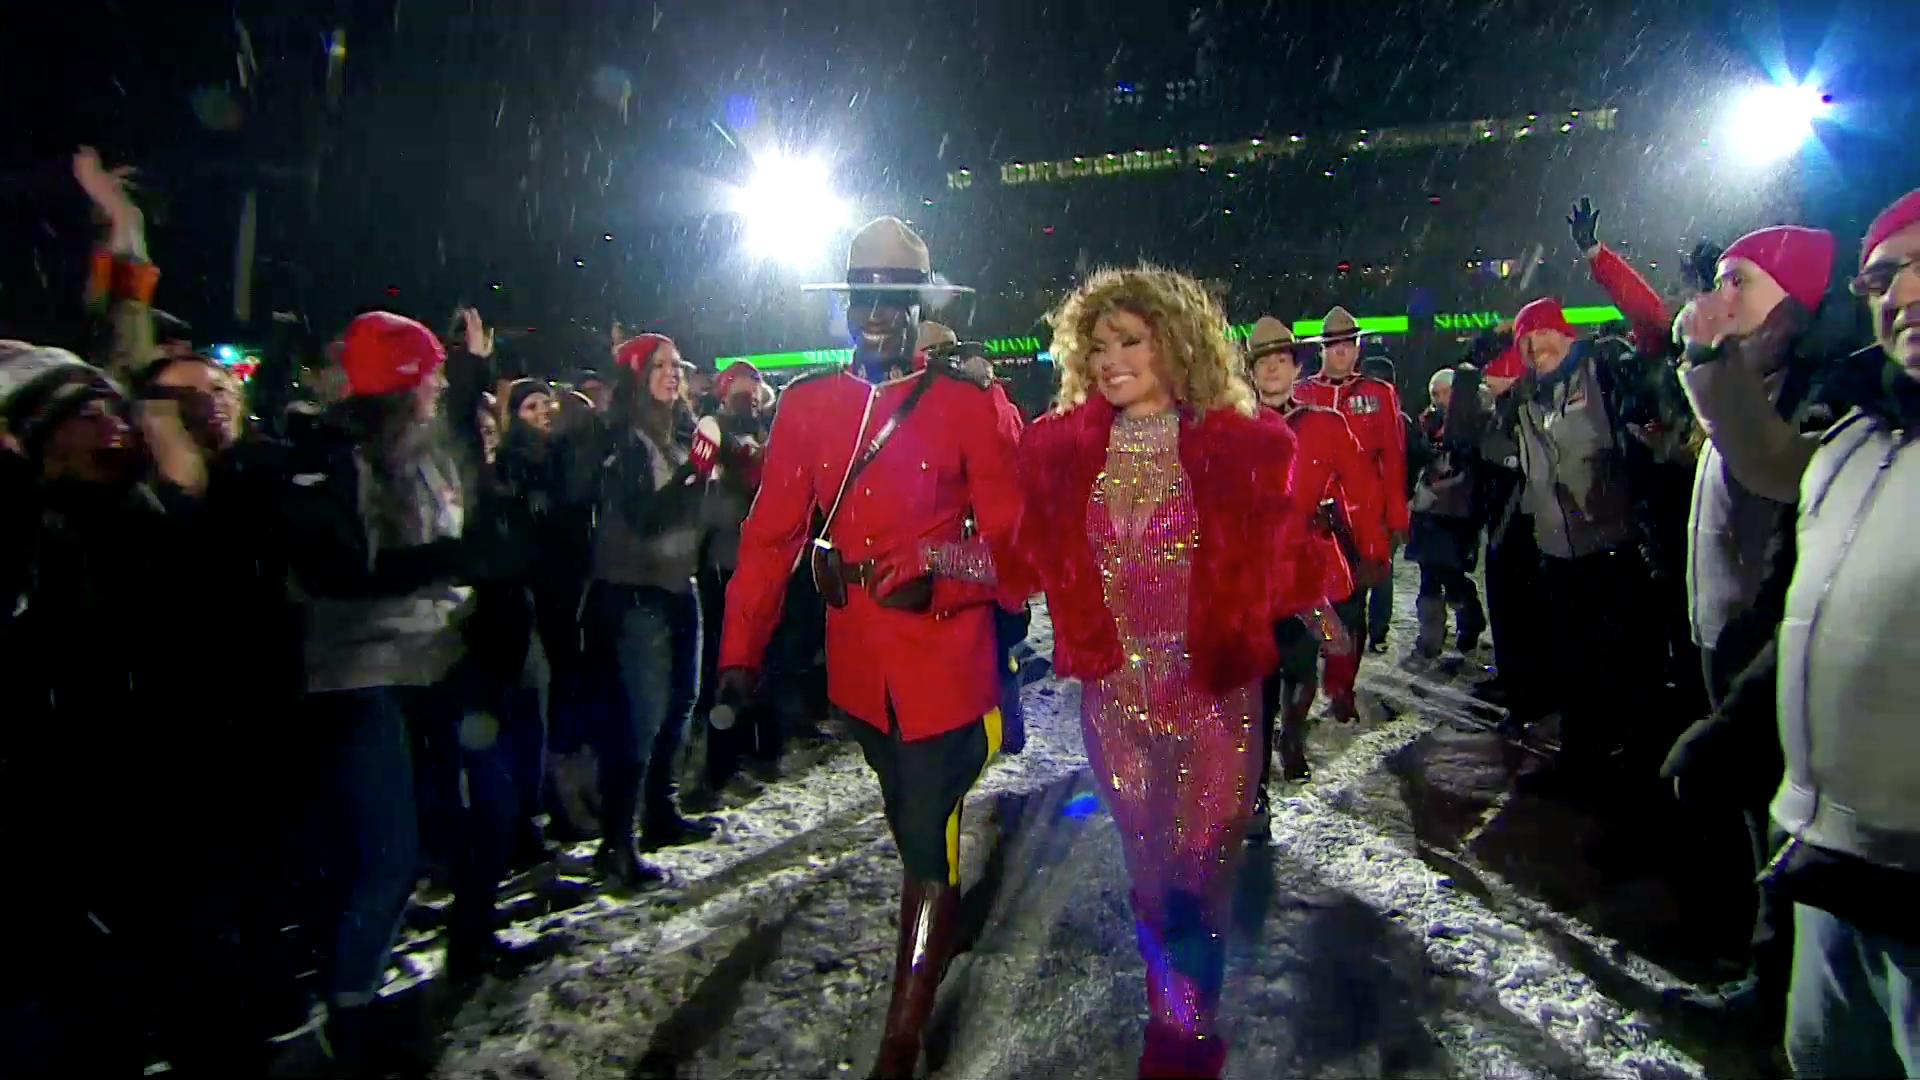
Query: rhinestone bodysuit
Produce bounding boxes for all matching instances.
[1080,410,1259,1040]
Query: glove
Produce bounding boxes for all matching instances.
[1661,711,1737,805]
[1568,196,1601,253]
[869,548,934,613]
[1638,541,1670,583]
[1304,605,1354,657]
[711,667,760,730]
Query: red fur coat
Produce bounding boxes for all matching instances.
[1018,396,1323,694]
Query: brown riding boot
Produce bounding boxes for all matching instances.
[870,876,959,1079]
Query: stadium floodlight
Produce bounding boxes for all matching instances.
[1726,84,1830,164]
[732,152,850,263]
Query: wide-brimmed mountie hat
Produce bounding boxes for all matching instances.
[803,216,975,300]
[1246,315,1302,361]
[1299,305,1372,346]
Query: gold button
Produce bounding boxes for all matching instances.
[865,537,874,546]
[864,487,872,497]
[920,461,929,470]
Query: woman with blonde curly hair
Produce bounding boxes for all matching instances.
[1017,265,1330,1078]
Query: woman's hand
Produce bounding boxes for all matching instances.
[74,147,145,259]
[135,398,208,497]
[1676,291,1739,351]
[459,307,495,358]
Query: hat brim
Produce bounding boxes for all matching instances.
[801,282,976,295]
[1246,340,1301,360]
[1296,328,1373,345]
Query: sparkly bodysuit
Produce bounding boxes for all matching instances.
[1081,411,1260,1042]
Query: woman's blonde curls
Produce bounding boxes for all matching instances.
[1045,264,1256,418]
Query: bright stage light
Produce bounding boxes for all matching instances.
[732,154,849,263]
[1727,84,1830,164]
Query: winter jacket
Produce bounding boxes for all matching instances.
[1512,338,1676,562]
[1019,396,1318,694]
[284,349,490,693]
[575,411,709,594]
[1,482,205,890]
[701,406,773,576]
[1294,373,1410,534]
[1275,400,1387,605]
[1773,392,1920,873]
[1587,244,1676,362]
[1676,308,1826,651]
[1406,411,1478,573]
[155,434,305,710]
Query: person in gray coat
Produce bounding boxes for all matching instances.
[1688,189,1920,1078]
[1661,224,1838,1028]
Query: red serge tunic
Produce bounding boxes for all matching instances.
[1294,373,1410,536]
[1018,397,1321,694]
[1275,402,1392,604]
[719,369,1025,741]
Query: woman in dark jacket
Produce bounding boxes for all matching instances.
[465,377,572,869]
[283,310,511,1059]
[573,333,714,890]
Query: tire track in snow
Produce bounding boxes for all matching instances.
[1274,674,1703,1079]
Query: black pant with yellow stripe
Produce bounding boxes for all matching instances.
[845,703,1002,884]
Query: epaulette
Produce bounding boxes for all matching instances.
[924,354,994,391]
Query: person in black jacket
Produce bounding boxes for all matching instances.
[282,309,514,1066]
[571,333,716,891]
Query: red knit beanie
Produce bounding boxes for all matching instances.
[1722,225,1836,311]
[338,311,447,399]
[1863,190,1920,268]
[1513,298,1575,342]
[614,333,675,376]
[715,361,762,401]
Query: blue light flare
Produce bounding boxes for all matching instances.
[1062,792,1101,820]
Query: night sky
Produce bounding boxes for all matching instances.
[1,0,1915,370]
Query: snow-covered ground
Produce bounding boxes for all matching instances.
[344,562,1770,1079]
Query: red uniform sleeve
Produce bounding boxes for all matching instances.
[990,383,1025,443]
[1590,244,1672,355]
[925,383,1031,616]
[1377,383,1411,534]
[719,391,817,673]
[1328,413,1391,566]
[1257,412,1322,620]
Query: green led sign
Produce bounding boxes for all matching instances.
[715,306,1625,372]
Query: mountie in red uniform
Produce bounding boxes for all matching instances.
[720,366,1023,739]
[1292,371,1408,537]
[718,215,1023,1080]
[1279,400,1389,708]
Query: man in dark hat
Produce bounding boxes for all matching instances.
[715,216,1027,1079]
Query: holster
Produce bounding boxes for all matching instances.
[810,544,933,613]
